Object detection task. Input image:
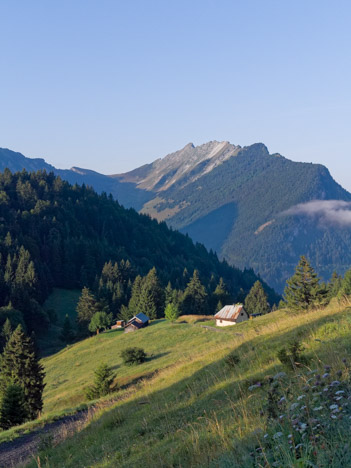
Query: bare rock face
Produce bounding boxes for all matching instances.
[116,141,241,192]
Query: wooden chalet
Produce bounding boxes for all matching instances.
[111,320,125,330]
[124,312,150,333]
[214,304,249,327]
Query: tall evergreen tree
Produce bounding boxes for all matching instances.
[181,270,208,315]
[76,287,100,334]
[338,269,351,303]
[127,275,143,317]
[139,268,164,319]
[244,280,270,315]
[0,325,45,420]
[60,314,75,343]
[283,256,325,311]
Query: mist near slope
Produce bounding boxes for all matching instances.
[283,200,351,226]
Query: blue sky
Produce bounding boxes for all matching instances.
[1,1,351,189]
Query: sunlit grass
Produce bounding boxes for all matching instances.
[18,299,351,466]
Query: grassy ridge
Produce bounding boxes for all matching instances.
[25,300,351,467]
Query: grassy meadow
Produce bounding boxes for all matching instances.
[21,298,351,467]
[38,288,81,357]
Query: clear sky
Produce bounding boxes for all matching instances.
[1,1,351,189]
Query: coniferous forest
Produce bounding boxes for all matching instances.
[0,169,278,338]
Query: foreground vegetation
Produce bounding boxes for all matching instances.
[19,299,351,467]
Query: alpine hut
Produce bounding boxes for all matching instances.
[124,312,150,333]
[214,304,249,327]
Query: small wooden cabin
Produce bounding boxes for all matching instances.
[124,312,150,333]
[214,304,249,327]
[111,320,125,330]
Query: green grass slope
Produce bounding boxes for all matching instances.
[26,301,351,467]
[38,288,80,356]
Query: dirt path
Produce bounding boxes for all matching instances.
[0,408,95,467]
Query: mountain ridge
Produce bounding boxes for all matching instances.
[1,143,351,291]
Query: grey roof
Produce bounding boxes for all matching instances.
[134,312,149,323]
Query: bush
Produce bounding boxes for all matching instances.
[121,347,147,365]
[277,340,308,370]
[224,351,240,368]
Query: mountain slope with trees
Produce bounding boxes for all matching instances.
[0,169,277,336]
[2,143,351,291]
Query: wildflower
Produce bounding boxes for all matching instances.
[313,406,323,411]
[273,431,283,439]
[335,390,345,395]
[329,404,338,410]
[290,403,299,410]
[331,380,340,386]
[297,395,306,401]
[322,373,329,379]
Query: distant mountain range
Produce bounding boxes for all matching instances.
[1,143,351,292]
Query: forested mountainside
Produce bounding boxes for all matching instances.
[2,143,351,292]
[0,169,277,336]
[115,143,351,291]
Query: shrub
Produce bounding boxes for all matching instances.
[121,347,147,365]
[224,351,240,368]
[277,339,308,370]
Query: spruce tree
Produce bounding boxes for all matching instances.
[338,269,351,303]
[181,270,208,315]
[283,256,324,311]
[86,363,115,400]
[0,383,28,430]
[139,267,164,319]
[127,276,143,317]
[0,325,45,420]
[244,280,270,316]
[76,287,100,334]
[1,318,12,344]
[60,314,75,343]
[0,383,28,429]
[164,303,180,322]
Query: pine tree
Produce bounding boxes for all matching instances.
[139,268,164,319]
[127,276,143,317]
[164,303,180,322]
[212,277,231,312]
[338,269,351,304]
[60,315,75,343]
[1,318,12,344]
[0,325,45,420]
[244,281,270,316]
[0,383,28,429]
[283,256,324,311]
[328,271,342,299]
[181,270,208,315]
[85,363,115,400]
[76,287,100,334]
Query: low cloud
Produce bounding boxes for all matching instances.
[282,200,351,226]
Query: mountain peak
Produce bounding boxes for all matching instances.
[132,140,241,191]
